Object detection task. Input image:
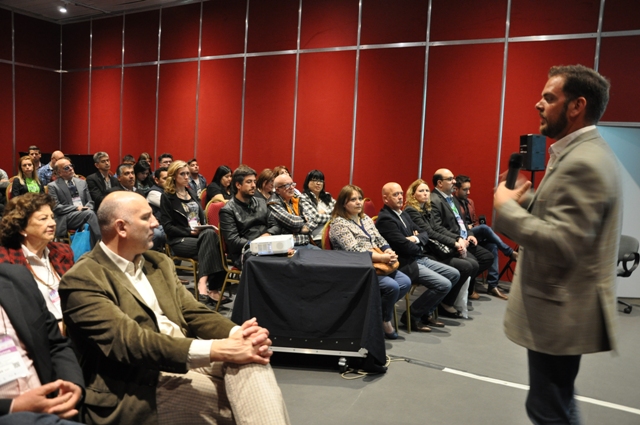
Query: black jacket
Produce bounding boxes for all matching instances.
[375,205,429,268]
[160,188,206,245]
[86,172,119,211]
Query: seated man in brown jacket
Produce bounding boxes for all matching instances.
[60,191,290,425]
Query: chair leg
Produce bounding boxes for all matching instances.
[618,299,633,314]
[215,277,229,312]
[405,293,411,334]
[393,305,399,333]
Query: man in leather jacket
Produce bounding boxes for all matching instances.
[220,165,280,268]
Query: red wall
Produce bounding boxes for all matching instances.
[1,0,639,209]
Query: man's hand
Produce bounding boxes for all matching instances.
[467,235,478,245]
[12,380,81,419]
[494,181,533,210]
[458,238,469,248]
[210,318,272,365]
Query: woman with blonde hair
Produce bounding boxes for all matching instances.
[160,161,228,305]
[11,155,44,197]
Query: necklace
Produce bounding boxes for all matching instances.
[25,258,60,290]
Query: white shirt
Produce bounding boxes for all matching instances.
[21,245,62,320]
[547,125,596,171]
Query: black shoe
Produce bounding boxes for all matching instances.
[437,305,463,319]
[400,311,432,332]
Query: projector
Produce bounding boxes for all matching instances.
[250,235,295,255]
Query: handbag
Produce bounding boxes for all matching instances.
[70,223,92,262]
[371,247,400,276]
[425,238,455,260]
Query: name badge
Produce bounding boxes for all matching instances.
[189,217,198,230]
[49,289,61,312]
[0,335,29,386]
[72,195,83,208]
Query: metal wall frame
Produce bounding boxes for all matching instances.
[4,0,640,177]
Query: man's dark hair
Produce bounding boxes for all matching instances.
[93,151,109,163]
[28,145,40,152]
[187,158,197,166]
[549,65,610,124]
[232,165,257,192]
[432,172,444,188]
[159,153,173,162]
[154,167,168,180]
[122,154,135,164]
[116,163,133,177]
[454,175,470,189]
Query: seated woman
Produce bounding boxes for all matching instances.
[255,168,275,201]
[300,170,335,244]
[330,185,411,339]
[160,161,228,305]
[0,193,74,333]
[205,165,232,204]
[134,160,153,196]
[11,156,44,197]
[404,179,479,318]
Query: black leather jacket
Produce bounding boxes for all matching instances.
[219,196,280,266]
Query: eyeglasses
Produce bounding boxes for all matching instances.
[311,179,324,184]
[276,182,296,190]
[62,165,74,171]
[442,177,454,182]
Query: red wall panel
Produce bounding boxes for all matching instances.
[598,36,640,123]
[294,51,355,197]
[197,58,244,175]
[90,68,121,155]
[62,22,90,70]
[360,0,428,45]
[92,16,123,68]
[61,72,89,154]
[15,68,59,153]
[603,1,640,32]
[0,9,11,61]
[510,0,600,37]
[300,0,358,49]
[0,64,13,174]
[201,0,246,57]
[353,47,425,201]
[157,62,198,161]
[124,10,160,64]
[122,65,156,163]
[160,3,201,61]
[242,55,296,172]
[502,39,597,189]
[430,0,507,41]
[247,0,298,53]
[423,44,504,222]
[14,13,59,69]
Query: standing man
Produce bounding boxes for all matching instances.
[28,146,42,171]
[187,158,207,197]
[86,152,118,211]
[38,150,65,186]
[493,65,620,424]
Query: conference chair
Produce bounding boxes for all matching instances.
[617,235,639,314]
[205,200,224,228]
[200,191,207,211]
[165,243,199,297]
[321,221,333,250]
[206,201,240,311]
[363,198,377,218]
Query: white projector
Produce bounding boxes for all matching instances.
[250,234,295,255]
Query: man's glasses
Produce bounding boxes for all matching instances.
[442,177,454,181]
[277,182,296,190]
[62,165,74,171]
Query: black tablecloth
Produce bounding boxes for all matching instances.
[231,249,386,366]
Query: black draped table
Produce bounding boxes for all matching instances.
[231,249,386,367]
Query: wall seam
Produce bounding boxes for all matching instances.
[154,9,162,163]
[119,14,125,162]
[418,0,433,178]
[88,19,93,154]
[11,11,16,173]
[239,0,249,164]
[290,0,302,177]
[194,0,204,158]
[348,0,363,185]
[594,0,606,70]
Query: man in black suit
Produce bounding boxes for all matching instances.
[86,152,118,211]
[430,169,497,299]
[0,264,84,421]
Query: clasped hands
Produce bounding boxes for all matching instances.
[12,379,82,419]
[210,318,272,365]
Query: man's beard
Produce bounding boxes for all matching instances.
[540,102,569,139]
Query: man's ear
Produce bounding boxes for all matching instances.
[568,97,587,119]
[114,219,127,238]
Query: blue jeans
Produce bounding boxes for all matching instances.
[473,224,513,287]
[377,270,411,322]
[411,257,459,318]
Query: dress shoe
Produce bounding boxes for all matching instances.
[384,330,399,340]
[488,287,508,300]
[400,311,432,332]
[425,315,445,328]
[469,291,480,300]
[437,305,463,319]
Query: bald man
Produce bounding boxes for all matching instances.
[38,150,64,186]
[60,192,290,425]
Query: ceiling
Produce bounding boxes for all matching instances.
[0,0,202,24]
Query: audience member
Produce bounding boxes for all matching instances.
[272,165,290,176]
[0,193,74,332]
[28,145,42,170]
[38,150,64,186]
[160,161,227,305]
[404,179,483,317]
[220,165,280,269]
[133,160,153,195]
[122,154,136,166]
[106,163,137,193]
[137,152,152,167]
[60,191,290,425]
[0,169,8,182]
[146,167,168,251]
[158,153,173,168]
[329,185,411,339]
[0,262,84,420]
[11,156,44,197]
[376,182,459,330]
[268,173,319,249]
[300,170,335,244]
[47,157,100,248]
[86,152,118,211]
[430,169,495,300]
[255,168,275,201]
[187,158,207,197]
[205,165,232,204]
